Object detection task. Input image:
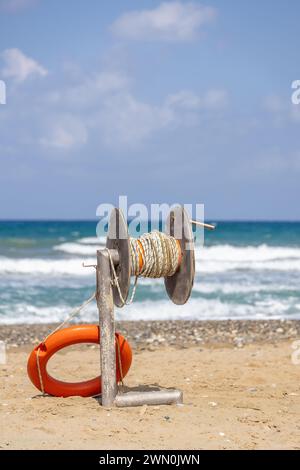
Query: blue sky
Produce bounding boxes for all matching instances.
[0,0,299,220]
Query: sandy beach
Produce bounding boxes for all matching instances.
[0,320,299,450]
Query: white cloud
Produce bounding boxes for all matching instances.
[40,115,88,150]
[264,95,284,113]
[42,70,173,147]
[46,72,129,109]
[40,66,228,149]
[1,48,48,82]
[166,90,201,109]
[291,102,300,123]
[3,62,227,151]
[202,89,228,109]
[98,92,174,146]
[166,89,228,110]
[94,87,228,147]
[111,1,217,42]
[0,0,38,13]
[264,94,300,125]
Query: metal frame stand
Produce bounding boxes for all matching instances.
[96,248,183,408]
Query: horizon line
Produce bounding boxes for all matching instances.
[0,218,300,223]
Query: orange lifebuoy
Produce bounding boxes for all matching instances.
[27,324,132,398]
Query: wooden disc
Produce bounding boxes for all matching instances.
[106,208,131,307]
[164,206,195,305]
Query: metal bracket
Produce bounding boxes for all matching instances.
[82,262,97,269]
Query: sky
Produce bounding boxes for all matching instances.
[0,0,299,220]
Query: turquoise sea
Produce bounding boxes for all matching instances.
[0,221,300,324]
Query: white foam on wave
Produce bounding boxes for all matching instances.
[55,241,300,263]
[196,259,300,273]
[77,237,106,244]
[121,298,298,321]
[195,244,300,262]
[53,236,106,254]
[192,281,299,295]
[1,295,299,324]
[0,303,86,324]
[53,242,101,255]
[194,244,300,273]
[0,257,95,276]
[2,244,300,276]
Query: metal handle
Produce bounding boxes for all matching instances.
[190,220,216,231]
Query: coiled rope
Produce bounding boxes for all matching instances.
[130,231,180,278]
[108,231,182,307]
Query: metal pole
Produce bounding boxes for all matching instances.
[96,249,117,407]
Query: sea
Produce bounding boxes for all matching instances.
[0,221,299,324]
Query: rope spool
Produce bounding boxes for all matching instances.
[130,231,182,278]
[106,206,195,307]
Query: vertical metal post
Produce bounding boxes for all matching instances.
[96,250,117,407]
